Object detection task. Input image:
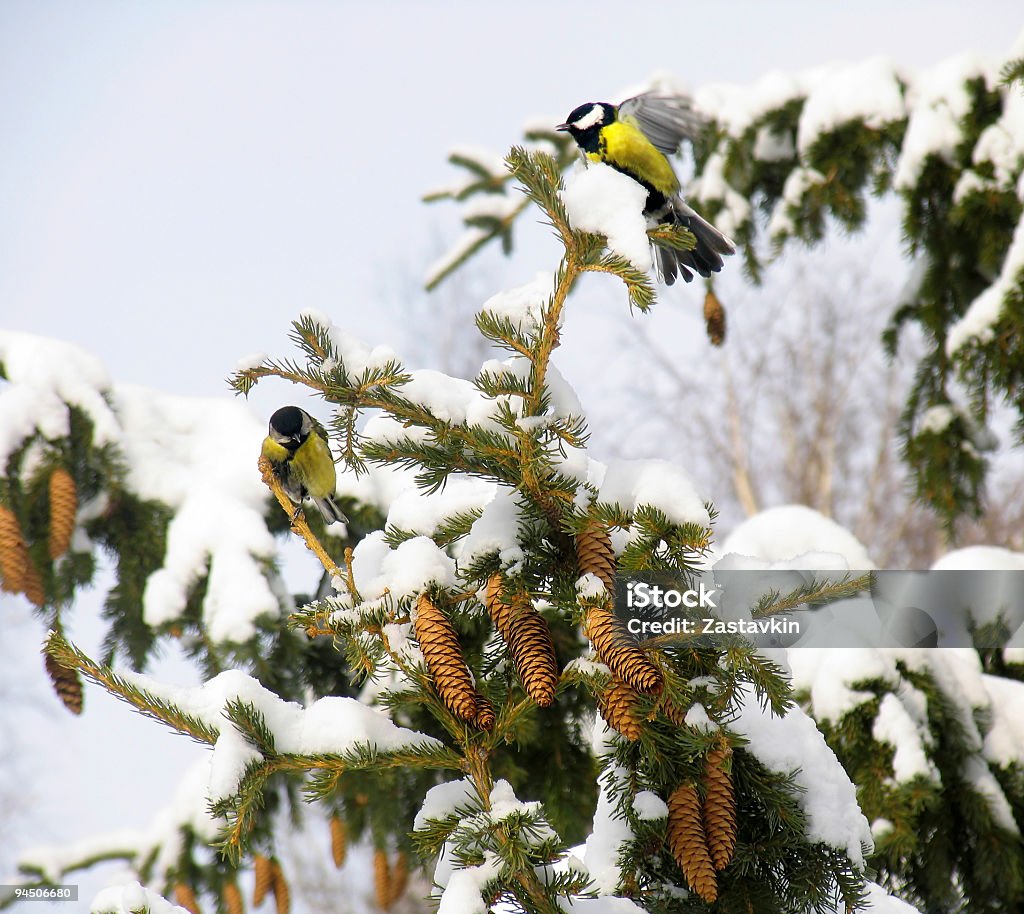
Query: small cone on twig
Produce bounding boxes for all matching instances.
[373,849,391,910]
[703,288,726,347]
[271,859,290,914]
[252,854,273,906]
[414,593,479,724]
[485,575,558,707]
[474,695,496,731]
[173,883,202,914]
[0,506,27,594]
[48,467,77,560]
[666,783,718,903]
[599,678,642,740]
[703,741,737,871]
[575,520,616,595]
[330,814,347,868]
[44,650,83,715]
[222,882,244,914]
[388,851,409,906]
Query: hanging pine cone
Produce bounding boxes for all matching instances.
[48,467,77,560]
[666,783,718,903]
[252,854,273,906]
[271,859,290,914]
[703,741,737,871]
[703,288,727,347]
[598,678,642,741]
[329,814,347,868]
[173,883,202,914]
[373,849,391,910]
[388,851,409,906]
[584,603,663,695]
[414,593,479,724]
[21,553,46,608]
[485,576,558,707]
[0,506,27,594]
[474,696,496,731]
[575,520,616,595]
[222,882,244,914]
[43,650,83,715]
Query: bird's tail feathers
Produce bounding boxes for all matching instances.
[314,495,348,526]
[655,198,736,285]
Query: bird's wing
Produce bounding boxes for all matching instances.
[617,92,706,156]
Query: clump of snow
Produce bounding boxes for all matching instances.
[414,778,478,830]
[894,53,995,190]
[298,310,397,377]
[947,214,1024,354]
[20,830,146,885]
[917,404,955,435]
[593,458,710,529]
[350,532,457,601]
[437,854,503,914]
[632,791,668,820]
[0,331,120,465]
[767,167,826,238]
[488,779,543,822]
[480,272,554,334]
[797,58,906,153]
[575,573,607,599]
[931,545,1024,571]
[720,505,875,569]
[733,685,872,867]
[234,351,268,371]
[872,692,938,783]
[694,69,807,136]
[683,702,718,733]
[453,485,525,569]
[583,764,634,894]
[561,163,653,272]
[91,881,190,914]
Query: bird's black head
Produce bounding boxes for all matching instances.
[556,102,615,152]
[269,405,309,448]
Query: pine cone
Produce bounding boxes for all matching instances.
[474,695,496,731]
[584,603,662,695]
[666,783,718,903]
[173,883,202,914]
[703,288,726,347]
[44,650,83,715]
[388,851,409,906]
[252,854,273,906]
[223,882,244,914]
[271,859,290,914]
[575,520,616,595]
[330,814,347,868]
[486,577,558,707]
[0,506,27,594]
[703,742,737,871]
[48,467,77,560]
[373,848,391,910]
[414,593,479,723]
[21,553,46,607]
[598,678,642,740]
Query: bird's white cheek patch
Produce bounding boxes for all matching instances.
[572,105,605,131]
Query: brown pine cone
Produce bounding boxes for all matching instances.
[252,854,273,906]
[414,593,479,724]
[575,520,616,595]
[222,882,244,914]
[48,467,77,560]
[584,603,662,695]
[486,577,558,707]
[703,742,737,870]
[271,859,290,914]
[373,848,391,910]
[44,650,83,715]
[173,883,202,914]
[703,288,727,347]
[598,678,642,741]
[0,506,27,594]
[666,783,718,903]
[329,814,347,868]
[388,851,409,906]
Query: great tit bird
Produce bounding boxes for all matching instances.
[262,406,347,525]
[557,92,735,284]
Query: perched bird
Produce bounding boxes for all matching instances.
[557,92,735,284]
[262,406,347,525]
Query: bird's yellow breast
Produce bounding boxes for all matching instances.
[291,433,337,499]
[588,120,679,197]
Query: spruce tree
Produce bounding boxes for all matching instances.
[0,150,908,914]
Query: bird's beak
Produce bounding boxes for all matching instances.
[555,123,570,132]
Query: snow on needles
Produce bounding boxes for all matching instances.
[91,881,191,914]
[562,163,653,272]
[593,458,710,529]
